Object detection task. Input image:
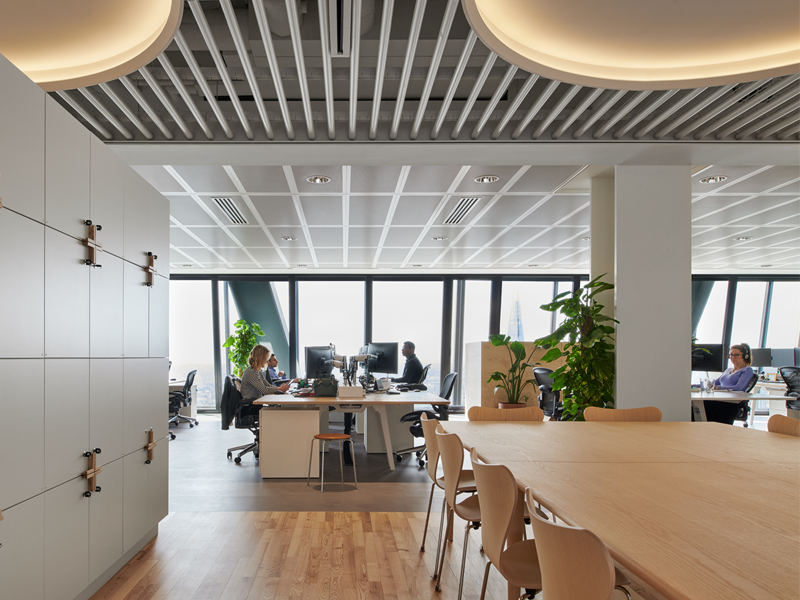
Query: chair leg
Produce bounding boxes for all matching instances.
[420,482,435,551]
[615,586,632,600]
[320,440,326,493]
[306,438,316,487]
[435,507,453,591]
[479,561,492,600]
[339,440,345,485]
[432,495,447,581]
[456,521,476,600]
[348,440,358,489]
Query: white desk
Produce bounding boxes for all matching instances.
[691,391,760,423]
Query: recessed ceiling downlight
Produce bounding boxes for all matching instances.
[306,175,331,184]
[474,175,500,184]
[699,175,728,184]
[527,264,539,267]
[760,264,774,268]
[582,237,591,241]
[296,264,308,267]
[431,236,449,241]
[281,236,298,241]
[734,236,754,241]
[180,264,193,267]
[412,264,423,267]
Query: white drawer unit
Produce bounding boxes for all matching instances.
[89,457,124,582]
[123,259,150,358]
[44,478,90,600]
[0,494,45,600]
[90,252,124,358]
[89,136,125,259]
[90,358,125,464]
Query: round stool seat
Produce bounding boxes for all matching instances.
[314,433,351,441]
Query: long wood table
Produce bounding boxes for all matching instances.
[440,421,800,600]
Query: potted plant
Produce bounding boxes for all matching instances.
[223,319,266,377]
[487,333,538,408]
[533,276,617,420]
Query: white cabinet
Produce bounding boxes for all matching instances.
[90,359,124,464]
[44,478,89,600]
[149,276,169,358]
[90,136,125,258]
[149,192,170,276]
[0,209,44,358]
[124,170,153,268]
[45,96,91,239]
[0,55,45,222]
[148,358,169,443]
[90,252,124,357]
[123,359,154,455]
[148,438,169,528]
[0,360,45,510]
[123,260,149,358]
[45,228,90,358]
[0,494,45,600]
[122,450,150,553]
[89,457,123,582]
[44,359,89,489]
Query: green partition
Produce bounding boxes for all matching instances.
[229,281,290,369]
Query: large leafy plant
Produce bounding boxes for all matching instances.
[486,334,537,404]
[223,319,265,377]
[533,276,617,420]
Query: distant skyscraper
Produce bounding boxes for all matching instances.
[507,292,524,341]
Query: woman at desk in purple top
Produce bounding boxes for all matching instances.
[712,343,755,391]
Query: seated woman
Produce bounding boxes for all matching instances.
[240,345,290,417]
[713,343,755,391]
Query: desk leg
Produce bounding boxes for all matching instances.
[691,399,708,422]
[506,488,525,600]
[748,398,756,428]
[374,405,396,471]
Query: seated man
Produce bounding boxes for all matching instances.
[391,341,424,384]
[266,353,298,384]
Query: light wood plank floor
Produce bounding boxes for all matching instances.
[90,511,657,600]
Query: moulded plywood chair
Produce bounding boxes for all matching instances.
[467,405,545,422]
[526,488,632,600]
[470,448,542,600]
[767,414,800,437]
[583,406,662,422]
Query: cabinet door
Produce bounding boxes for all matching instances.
[90,252,124,358]
[0,54,45,222]
[148,191,170,277]
[123,260,149,358]
[89,457,123,582]
[0,360,45,509]
[124,359,154,455]
[45,228,90,358]
[148,438,169,528]
[44,477,90,600]
[122,449,150,553]
[149,276,169,358]
[44,359,89,489]
[45,96,91,239]
[123,170,152,268]
[90,359,124,463]
[146,358,169,442]
[0,494,45,600]
[90,136,125,258]
[0,210,44,358]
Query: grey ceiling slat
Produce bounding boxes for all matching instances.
[220,0,274,140]
[551,88,603,139]
[119,75,174,140]
[431,30,477,140]
[369,0,394,140]
[390,0,428,140]
[511,79,560,139]
[157,53,215,140]
[573,89,626,138]
[284,0,316,140]
[56,90,113,140]
[491,73,538,139]
[252,0,295,140]
[673,79,766,139]
[745,99,800,139]
[612,90,678,139]
[777,122,800,140]
[531,85,581,139]
[410,0,460,140]
[716,83,800,139]
[633,88,706,139]
[654,84,736,139]
[470,65,518,139]
[138,66,195,139]
[592,90,651,139]
[188,0,255,140]
[349,0,363,141]
[98,82,153,140]
[450,50,497,140]
[317,0,336,140]
[78,87,133,140]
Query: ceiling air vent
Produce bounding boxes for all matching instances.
[443,197,480,224]
[213,197,248,224]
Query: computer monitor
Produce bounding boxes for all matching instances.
[366,342,399,375]
[771,348,795,369]
[691,343,726,372]
[305,346,334,379]
[750,348,772,369]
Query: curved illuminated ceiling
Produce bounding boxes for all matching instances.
[0,0,182,92]
[462,0,800,90]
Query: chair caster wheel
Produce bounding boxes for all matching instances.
[395,454,402,462]
[418,460,425,468]
[416,451,422,457]
[227,452,232,460]
[169,433,176,441]
[234,457,241,464]
[435,584,441,591]
[189,423,193,428]
[195,421,199,426]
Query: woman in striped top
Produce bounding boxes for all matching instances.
[241,345,290,403]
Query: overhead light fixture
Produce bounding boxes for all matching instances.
[527,264,539,267]
[412,264,423,267]
[281,236,298,241]
[760,264,774,268]
[306,175,331,184]
[431,236,449,241]
[699,175,728,184]
[733,236,754,241]
[474,175,500,184]
[296,264,308,267]
[582,237,591,241]
[180,264,193,267]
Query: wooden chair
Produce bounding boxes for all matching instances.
[470,449,542,600]
[526,488,631,600]
[467,405,545,421]
[767,414,800,437]
[583,406,662,422]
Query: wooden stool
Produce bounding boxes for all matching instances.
[307,433,358,492]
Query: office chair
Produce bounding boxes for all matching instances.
[778,366,800,412]
[533,367,562,420]
[419,364,431,384]
[168,370,198,434]
[221,375,260,464]
[733,372,758,427]
[395,372,457,467]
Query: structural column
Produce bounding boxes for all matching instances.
[590,176,615,317]
[615,166,692,421]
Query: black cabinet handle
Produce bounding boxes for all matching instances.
[83,451,93,458]
[83,491,92,498]
[95,486,101,493]
[94,448,101,454]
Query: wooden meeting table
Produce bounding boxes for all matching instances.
[440,420,799,600]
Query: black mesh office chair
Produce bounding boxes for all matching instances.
[395,372,457,467]
[169,370,198,436]
[221,375,261,464]
[419,364,431,384]
[779,367,800,412]
[733,372,759,427]
[533,367,563,420]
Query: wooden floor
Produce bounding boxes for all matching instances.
[91,510,649,600]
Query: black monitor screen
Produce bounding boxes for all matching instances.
[691,343,726,372]
[750,348,772,368]
[367,342,399,375]
[771,348,795,369]
[305,346,334,379]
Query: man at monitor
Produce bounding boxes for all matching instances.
[391,341,424,384]
[266,353,298,384]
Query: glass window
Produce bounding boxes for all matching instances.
[169,280,216,409]
[730,282,768,348]
[765,281,800,348]
[694,281,729,344]
[456,279,492,404]
[553,280,574,331]
[298,281,364,378]
[373,281,443,394]
[500,281,556,341]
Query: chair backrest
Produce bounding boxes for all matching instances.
[467,406,545,422]
[440,372,458,400]
[470,448,518,569]
[583,406,662,422]
[420,413,441,483]
[744,373,758,392]
[533,367,555,389]
[418,364,431,384]
[184,370,197,398]
[525,488,615,600]
[767,414,800,437]
[779,367,800,394]
[435,430,467,511]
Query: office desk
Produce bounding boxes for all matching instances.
[690,391,759,424]
[441,421,800,600]
[255,390,446,473]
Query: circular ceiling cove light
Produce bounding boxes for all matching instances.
[474,175,500,183]
[0,0,183,91]
[461,0,800,90]
[699,175,728,184]
[306,175,331,184]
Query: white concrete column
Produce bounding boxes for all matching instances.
[590,177,615,316]
[615,166,692,421]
